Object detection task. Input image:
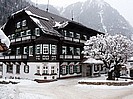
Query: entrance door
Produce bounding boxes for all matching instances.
[86,65,92,76]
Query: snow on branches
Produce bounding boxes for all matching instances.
[83,34,133,70]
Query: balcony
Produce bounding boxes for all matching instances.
[10,36,36,43]
[60,55,81,59]
[0,55,28,60]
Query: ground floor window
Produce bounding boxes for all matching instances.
[24,65,29,73]
[16,65,20,74]
[7,64,13,73]
[51,66,55,74]
[62,66,66,74]
[0,64,2,72]
[77,65,81,73]
[69,65,74,74]
[42,66,48,74]
[36,66,40,74]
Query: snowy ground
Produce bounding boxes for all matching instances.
[0,75,133,99]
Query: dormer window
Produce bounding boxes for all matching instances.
[26,30,31,35]
[21,31,26,37]
[22,20,26,27]
[69,32,74,38]
[83,35,87,40]
[35,28,40,36]
[75,33,80,39]
[17,22,21,28]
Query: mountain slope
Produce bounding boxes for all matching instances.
[61,0,133,37]
[0,0,30,26]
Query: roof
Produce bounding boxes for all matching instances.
[11,6,103,37]
[83,58,103,64]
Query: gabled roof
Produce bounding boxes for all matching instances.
[10,6,103,37]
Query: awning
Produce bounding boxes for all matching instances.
[83,58,103,64]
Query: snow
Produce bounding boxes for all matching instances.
[1,75,133,99]
[25,10,49,21]
[53,21,68,29]
[83,58,103,64]
[0,29,10,48]
[99,10,107,33]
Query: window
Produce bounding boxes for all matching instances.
[43,66,48,74]
[43,44,49,54]
[36,44,42,54]
[29,46,33,56]
[17,22,21,28]
[130,63,133,66]
[64,30,67,36]
[26,30,31,35]
[16,65,20,74]
[69,47,74,55]
[0,65,2,72]
[77,65,81,73]
[16,33,21,38]
[75,48,80,55]
[62,66,66,74]
[75,33,80,39]
[7,64,13,73]
[24,46,28,54]
[16,47,20,55]
[83,35,87,40]
[35,28,40,36]
[12,34,15,39]
[69,32,74,38]
[62,46,67,54]
[51,45,57,54]
[24,65,29,73]
[21,31,26,37]
[69,65,73,74]
[22,20,26,27]
[51,66,55,74]
[36,66,40,74]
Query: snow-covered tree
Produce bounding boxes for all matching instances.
[83,34,133,79]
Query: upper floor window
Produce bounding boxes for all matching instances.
[26,30,31,36]
[17,22,21,28]
[16,47,20,55]
[24,46,28,54]
[62,46,67,54]
[83,35,87,40]
[75,33,80,39]
[75,48,80,55]
[12,34,15,39]
[43,44,49,54]
[69,32,74,38]
[69,47,74,55]
[51,45,57,55]
[29,46,33,56]
[21,31,26,37]
[22,20,26,27]
[64,30,67,36]
[16,32,21,38]
[35,28,40,36]
[36,44,42,54]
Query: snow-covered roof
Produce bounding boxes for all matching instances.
[83,58,103,64]
[53,21,69,29]
[0,29,10,48]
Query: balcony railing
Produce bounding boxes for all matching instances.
[10,36,36,43]
[0,55,28,60]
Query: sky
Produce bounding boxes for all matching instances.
[30,0,133,26]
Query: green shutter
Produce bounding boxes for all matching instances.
[74,65,77,73]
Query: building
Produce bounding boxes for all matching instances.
[0,6,102,81]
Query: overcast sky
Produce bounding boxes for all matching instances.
[31,0,133,26]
